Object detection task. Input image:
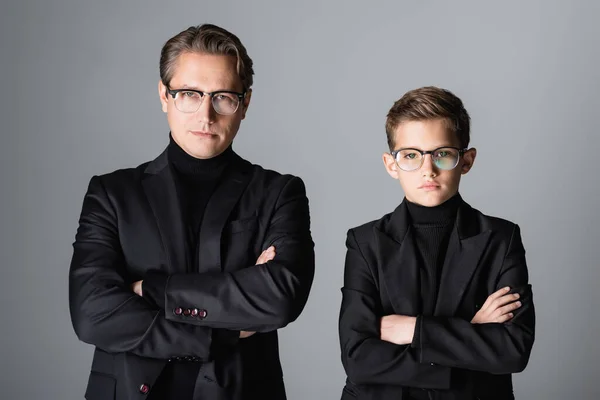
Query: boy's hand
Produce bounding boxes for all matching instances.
[240,246,277,339]
[380,315,417,345]
[471,287,521,324]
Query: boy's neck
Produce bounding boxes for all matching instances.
[405,193,462,225]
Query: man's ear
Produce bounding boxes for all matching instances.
[158,80,169,113]
[241,89,252,119]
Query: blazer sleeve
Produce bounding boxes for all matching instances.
[416,224,535,374]
[162,176,315,332]
[69,176,212,360]
[339,229,452,389]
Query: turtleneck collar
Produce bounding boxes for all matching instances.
[167,133,234,178]
[405,193,462,225]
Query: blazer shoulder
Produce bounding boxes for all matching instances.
[347,211,394,246]
[474,206,520,238]
[246,161,307,193]
[87,161,151,194]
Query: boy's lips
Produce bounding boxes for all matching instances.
[419,182,441,190]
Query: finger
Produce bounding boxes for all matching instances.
[264,247,276,259]
[256,250,274,264]
[495,301,522,317]
[490,293,520,310]
[481,287,511,310]
[495,312,515,324]
[255,251,268,264]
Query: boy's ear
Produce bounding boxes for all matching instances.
[383,152,400,179]
[461,148,477,174]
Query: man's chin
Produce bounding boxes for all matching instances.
[183,142,226,160]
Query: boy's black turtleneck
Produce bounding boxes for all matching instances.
[406,193,461,315]
[406,193,462,400]
[143,134,234,400]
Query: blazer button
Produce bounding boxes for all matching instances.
[173,307,183,316]
[191,308,199,317]
[139,383,150,394]
[198,309,207,319]
[183,308,191,316]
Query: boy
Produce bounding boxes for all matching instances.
[339,87,535,399]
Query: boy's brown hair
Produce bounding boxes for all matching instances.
[385,86,471,150]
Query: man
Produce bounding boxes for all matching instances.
[69,24,315,400]
[339,86,535,399]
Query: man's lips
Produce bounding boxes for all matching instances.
[190,130,217,137]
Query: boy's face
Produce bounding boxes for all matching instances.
[382,118,477,207]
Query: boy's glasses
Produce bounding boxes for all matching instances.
[390,146,466,172]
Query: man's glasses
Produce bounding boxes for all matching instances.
[167,88,246,115]
[390,146,466,172]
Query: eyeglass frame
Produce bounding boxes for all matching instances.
[166,87,247,115]
[390,146,467,172]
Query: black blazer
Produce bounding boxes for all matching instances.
[339,199,535,400]
[69,148,315,400]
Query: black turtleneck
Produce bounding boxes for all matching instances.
[406,193,461,315]
[168,134,234,267]
[144,135,234,400]
[143,135,234,305]
[407,193,461,400]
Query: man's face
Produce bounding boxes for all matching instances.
[158,52,251,159]
[382,119,476,207]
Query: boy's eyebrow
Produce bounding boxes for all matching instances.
[396,144,458,150]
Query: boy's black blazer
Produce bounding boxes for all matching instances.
[339,198,534,400]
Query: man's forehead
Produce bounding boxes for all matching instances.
[169,71,243,92]
[170,53,242,87]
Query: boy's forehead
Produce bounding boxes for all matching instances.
[393,119,459,148]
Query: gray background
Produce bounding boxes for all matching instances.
[2,0,599,399]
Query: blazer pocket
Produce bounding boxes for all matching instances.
[225,216,258,234]
[85,371,116,400]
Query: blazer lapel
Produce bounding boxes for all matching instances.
[142,148,188,274]
[434,201,491,316]
[376,202,421,316]
[198,155,252,272]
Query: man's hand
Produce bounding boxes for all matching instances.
[240,246,277,339]
[131,280,143,297]
[380,315,417,345]
[255,245,275,265]
[471,286,521,324]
